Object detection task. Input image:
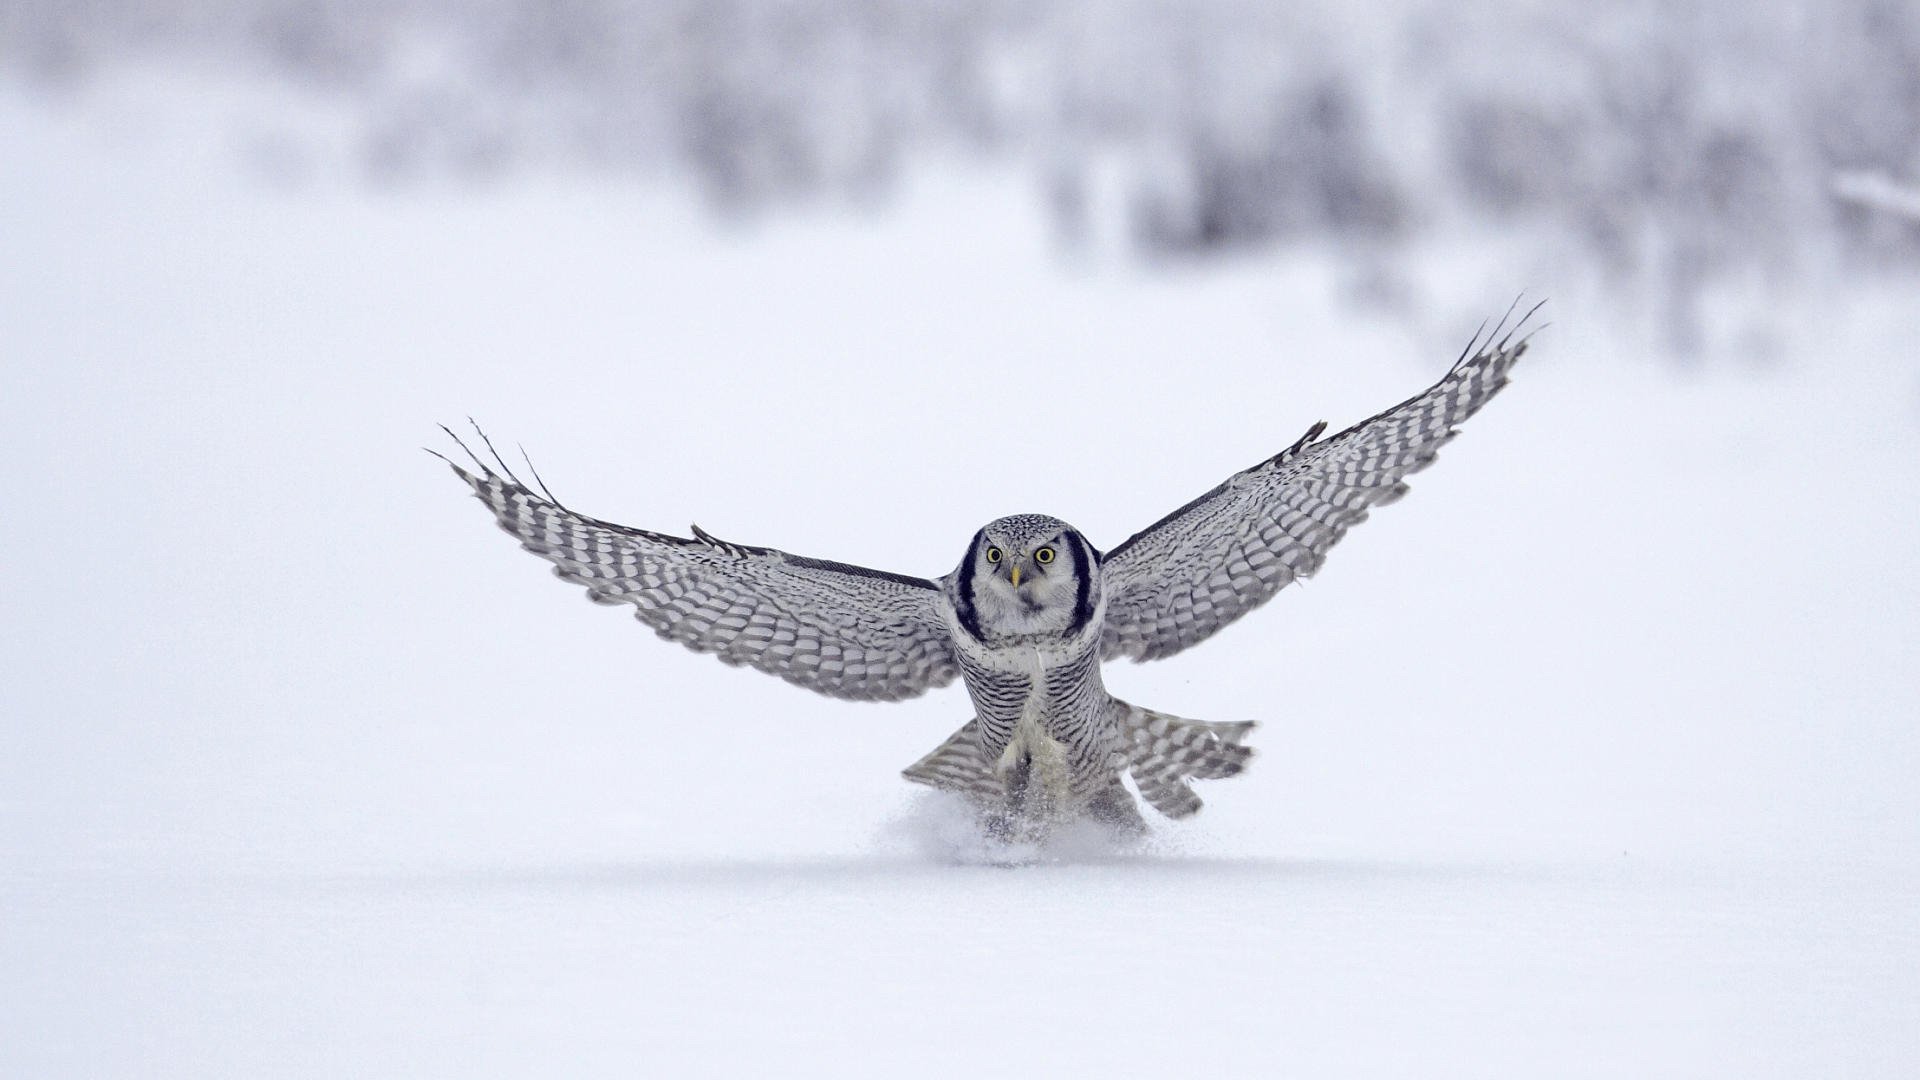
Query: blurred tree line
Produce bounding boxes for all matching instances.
[5,0,1917,354]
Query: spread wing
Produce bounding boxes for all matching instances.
[435,430,960,702]
[1100,308,1536,662]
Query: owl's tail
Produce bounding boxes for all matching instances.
[1114,701,1256,820]
[900,719,1002,801]
[901,707,1254,822]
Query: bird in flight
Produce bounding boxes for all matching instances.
[435,305,1538,840]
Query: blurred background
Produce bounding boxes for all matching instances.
[5,0,1920,356]
[3,3,1918,1077]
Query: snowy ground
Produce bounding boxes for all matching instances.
[3,82,1918,1077]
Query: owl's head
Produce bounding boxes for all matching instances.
[953,513,1098,640]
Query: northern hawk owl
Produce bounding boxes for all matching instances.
[436,309,1535,838]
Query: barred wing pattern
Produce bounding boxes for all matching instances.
[1101,320,1531,663]
[438,440,960,702]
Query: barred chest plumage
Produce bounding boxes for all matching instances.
[956,631,1113,781]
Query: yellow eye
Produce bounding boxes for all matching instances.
[1034,547,1055,565]
[985,546,1002,564]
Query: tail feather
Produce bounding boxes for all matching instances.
[1118,702,1257,819]
[902,704,1258,824]
[901,719,1001,801]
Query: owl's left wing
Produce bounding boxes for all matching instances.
[436,432,960,702]
[1100,311,1534,662]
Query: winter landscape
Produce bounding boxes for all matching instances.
[3,3,1918,1076]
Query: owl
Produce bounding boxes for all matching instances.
[435,307,1536,838]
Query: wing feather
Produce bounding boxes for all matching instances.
[1101,312,1534,662]
[438,434,960,701]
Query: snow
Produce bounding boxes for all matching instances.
[3,81,1918,1077]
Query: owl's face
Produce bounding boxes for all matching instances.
[954,513,1098,640]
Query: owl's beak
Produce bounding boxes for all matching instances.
[1009,563,1023,589]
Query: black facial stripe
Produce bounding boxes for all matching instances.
[953,528,987,642]
[1064,529,1094,637]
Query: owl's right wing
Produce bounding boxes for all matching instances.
[435,431,960,702]
[1100,308,1535,662]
